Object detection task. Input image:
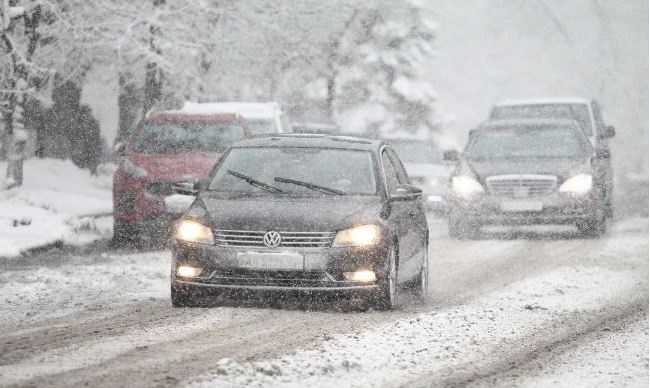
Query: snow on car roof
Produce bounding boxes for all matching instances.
[494,97,590,106]
[181,102,280,119]
[231,134,382,151]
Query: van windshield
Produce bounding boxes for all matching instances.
[133,121,246,154]
[468,125,589,160]
[491,104,593,136]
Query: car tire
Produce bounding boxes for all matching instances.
[410,243,429,303]
[111,220,139,247]
[370,246,398,311]
[578,209,607,238]
[171,283,204,308]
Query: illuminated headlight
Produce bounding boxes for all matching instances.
[176,220,214,244]
[559,174,592,195]
[451,175,484,199]
[333,225,380,247]
[176,265,203,278]
[343,270,377,282]
[122,158,148,178]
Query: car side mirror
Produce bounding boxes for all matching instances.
[113,142,126,157]
[172,181,202,196]
[390,184,422,201]
[442,149,460,163]
[599,125,616,139]
[595,148,611,159]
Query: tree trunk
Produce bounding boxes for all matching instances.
[2,3,41,189]
[142,0,165,115]
[117,73,140,143]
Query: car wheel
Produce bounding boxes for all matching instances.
[578,209,607,238]
[411,243,429,303]
[111,220,139,247]
[371,246,398,310]
[171,283,200,308]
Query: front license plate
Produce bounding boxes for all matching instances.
[501,201,543,212]
[237,252,304,271]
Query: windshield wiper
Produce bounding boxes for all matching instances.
[274,176,344,195]
[227,170,285,194]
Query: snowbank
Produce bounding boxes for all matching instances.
[0,159,114,257]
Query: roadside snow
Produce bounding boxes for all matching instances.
[0,159,114,257]
[189,266,645,388]
[490,316,648,388]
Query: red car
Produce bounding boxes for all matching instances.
[112,111,250,244]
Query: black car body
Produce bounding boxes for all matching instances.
[171,134,429,309]
[446,119,608,238]
[489,98,615,216]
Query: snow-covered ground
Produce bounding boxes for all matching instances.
[0,159,114,257]
[189,266,646,388]
[0,217,646,388]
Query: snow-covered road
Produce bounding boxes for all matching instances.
[0,218,647,388]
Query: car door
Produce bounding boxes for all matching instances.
[381,150,413,282]
[386,148,427,281]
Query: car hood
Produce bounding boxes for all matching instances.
[402,163,449,179]
[465,157,590,180]
[127,152,221,181]
[194,194,383,232]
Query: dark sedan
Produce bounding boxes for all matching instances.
[445,119,608,238]
[171,134,429,310]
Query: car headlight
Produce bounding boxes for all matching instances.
[176,220,213,244]
[122,159,148,178]
[559,174,592,195]
[451,175,484,199]
[333,224,380,247]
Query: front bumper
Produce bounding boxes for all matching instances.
[171,241,388,292]
[449,193,600,226]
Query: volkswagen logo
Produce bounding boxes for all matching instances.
[263,231,282,248]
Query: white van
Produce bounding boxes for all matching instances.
[182,102,289,135]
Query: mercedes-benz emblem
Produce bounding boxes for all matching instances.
[263,231,282,248]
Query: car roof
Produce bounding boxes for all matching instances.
[494,97,590,107]
[479,118,581,129]
[147,111,242,122]
[230,134,385,151]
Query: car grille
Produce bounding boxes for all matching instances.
[213,230,335,248]
[486,175,557,198]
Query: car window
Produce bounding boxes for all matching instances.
[388,141,442,164]
[387,148,411,185]
[468,125,589,159]
[133,121,245,154]
[491,104,593,136]
[208,147,378,195]
[591,101,605,133]
[382,151,401,193]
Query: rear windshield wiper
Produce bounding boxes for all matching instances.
[274,176,344,195]
[227,170,285,194]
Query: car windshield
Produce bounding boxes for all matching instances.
[468,125,589,159]
[389,141,441,164]
[208,147,378,195]
[491,104,593,136]
[247,119,278,135]
[133,121,246,154]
